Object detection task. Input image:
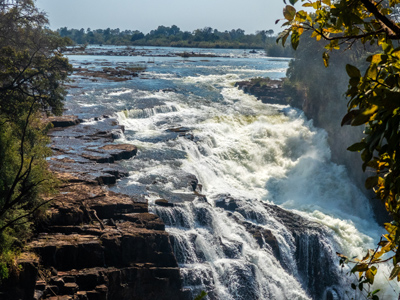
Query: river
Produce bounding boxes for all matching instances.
[64,46,397,299]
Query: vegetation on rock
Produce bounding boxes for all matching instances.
[278,0,400,297]
[0,0,71,282]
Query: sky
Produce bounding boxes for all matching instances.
[35,0,286,34]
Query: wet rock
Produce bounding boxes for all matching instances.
[48,117,136,186]
[72,64,145,82]
[48,115,81,128]
[166,127,191,133]
[265,204,341,300]
[100,144,137,160]
[214,194,341,300]
[111,129,124,139]
[96,173,117,185]
[235,78,288,105]
[155,199,174,207]
[0,114,190,300]
[120,213,165,231]
[156,191,198,204]
[215,195,240,211]
[239,219,280,260]
[166,127,195,141]
[82,152,114,163]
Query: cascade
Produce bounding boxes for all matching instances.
[64,46,397,299]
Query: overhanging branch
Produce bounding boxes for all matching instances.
[359,0,400,37]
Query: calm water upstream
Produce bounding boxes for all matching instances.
[64,46,397,299]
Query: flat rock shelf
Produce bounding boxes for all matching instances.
[2,116,191,300]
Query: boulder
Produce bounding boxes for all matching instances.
[48,116,81,128]
[100,144,137,161]
[155,199,174,207]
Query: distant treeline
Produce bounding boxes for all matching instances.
[58,25,294,57]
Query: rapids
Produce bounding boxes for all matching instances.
[64,46,398,299]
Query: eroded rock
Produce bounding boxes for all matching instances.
[47,116,81,128]
[1,115,189,300]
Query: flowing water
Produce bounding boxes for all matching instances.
[65,46,398,299]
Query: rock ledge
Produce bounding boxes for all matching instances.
[1,117,190,300]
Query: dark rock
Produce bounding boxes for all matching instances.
[155,199,174,207]
[100,144,137,161]
[96,173,116,185]
[35,280,46,291]
[214,193,341,300]
[4,114,189,300]
[82,152,114,163]
[48,116,81,128]
[235,78,288,105]
[119,213,165,231]
[63,276,76,283]
[30,234,105,271]
[50,267,58,276]
[239,219,280,260]
[49,277,65,289]
[166,127,191,133]
[190,179,198,192]
[215,195,239,211]
[0,255,39,300]
[44,285,59,296]
[111,129,123,139]
[265,204,341,300]
[61,282,79,295]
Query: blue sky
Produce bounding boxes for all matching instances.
[36,0,286,34]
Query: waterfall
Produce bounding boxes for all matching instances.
[64,47,398,299]
[113,82,393,298]
[153,197,343,299]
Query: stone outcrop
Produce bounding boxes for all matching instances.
[215,195,342,300]
[1,116,190,300]
[235,78,288,105]
[48,116,134,185]
[47,115,81,128]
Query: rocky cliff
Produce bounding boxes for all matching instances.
[1,116,190,300]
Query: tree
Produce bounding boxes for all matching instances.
[0,0,71,281]
[170,25,181,36]
[277,0,400,294]
[131,30,145,42]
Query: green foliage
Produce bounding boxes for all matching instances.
[279,0,400,295]
[0,249,19,284]
[57,26,287,53]
[0,262,8,283]
[0,0,71,280]
[194,291,207,300]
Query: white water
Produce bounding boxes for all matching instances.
[113,72,398,299]
[66,48,398,299]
